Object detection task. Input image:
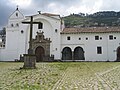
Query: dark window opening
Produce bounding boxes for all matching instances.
[95,36,99,40]
[38,22,43,29]
[16,13,18,17]
[97,47,102,54]
[109,35,113,40]
[67,36,70,40]
[11,24,14,27]
[79,38,81,40]
[114,37,116,39]
[86,37,88,40]
[16,23,19,27]
[21,30,24,34]
[100,37,102,40]
[55,29,57,32]
[56,48,57,51]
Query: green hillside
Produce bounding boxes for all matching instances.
[63,11,120,27]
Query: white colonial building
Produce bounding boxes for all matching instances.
[0,8,120,62]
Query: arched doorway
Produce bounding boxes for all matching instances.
[117,47,120,61]
[35,46,45,62]
[74,47,85,60]
[62,47,72,60]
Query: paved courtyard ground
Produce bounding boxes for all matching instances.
[0,62,120,90]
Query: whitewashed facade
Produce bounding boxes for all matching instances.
[0,8,120,61]
[61,29,120,61]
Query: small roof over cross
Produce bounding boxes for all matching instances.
[16,5,19,10]
[22,16,41,54]
[38,11,41,14]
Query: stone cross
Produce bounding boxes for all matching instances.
[22,16,40,54]
[22,16,41,69]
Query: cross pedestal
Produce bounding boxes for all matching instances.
[23,54,36,69]
[23,48,36,69]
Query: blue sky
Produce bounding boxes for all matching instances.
[0,0,120,29]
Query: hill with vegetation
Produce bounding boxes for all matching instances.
[63,11,120,27]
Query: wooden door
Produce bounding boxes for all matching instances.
[117,47,120,61]
[62,47,72,60]
[35,46,45,62]
[74,47,85,60]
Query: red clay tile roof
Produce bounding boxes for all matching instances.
[26,13,60,19]
[61,27,120,34]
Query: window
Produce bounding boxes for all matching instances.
[16,13,18,17]
[55,48,57,51]
[16,23,19,27]
[97,47,102,54]
[100,37,102,40]
[86,37,88,40]
[114,37,116,39]
[38,22,43,29]
[67,36,70,40]
[79,38,81,40]
[109,35,113,40]
[11,24,14,27]
[21,30,24,34]
[3,45,5,47]
[95,36,99,40]
[55,29,57,32]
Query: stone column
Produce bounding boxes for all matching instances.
[72,51,74,61]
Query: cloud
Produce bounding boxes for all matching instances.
[0,0,120,29]
[100,0,120,11]
[9,0,32,8]
[0,0,12,29]
[26,0,82,15]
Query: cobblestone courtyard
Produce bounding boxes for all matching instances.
[0,62,120,90]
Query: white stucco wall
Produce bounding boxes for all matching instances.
[61,32,120,61]
[0,13,62,61]
[31,14,61,59]
[0,9,25,61]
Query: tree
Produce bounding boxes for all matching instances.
[0,27,6,35]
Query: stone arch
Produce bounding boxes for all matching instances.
[35,46,45,62]
[74,47,85,60]
[62,47,72,60]
[117,46,120,61]
[32,31,51,61]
